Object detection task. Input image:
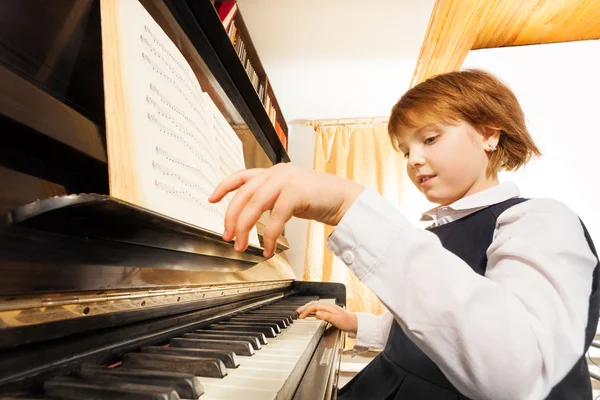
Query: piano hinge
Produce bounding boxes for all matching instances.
[0,280,293,315]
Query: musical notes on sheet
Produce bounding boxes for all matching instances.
[101,0,259,247]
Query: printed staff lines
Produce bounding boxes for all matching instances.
[211,116,240,149]
[217,155,238,177]
[218,165,230,178]
[146,95,211,151]
[148,84,210,144]
[141,52,208,127]
[140,34,202,106]
[152,160,212,197]
[147,113,212,168]
[143,25,198,93]
[155,146,217,187]
[215,137,242,174]
[154,180,222,216]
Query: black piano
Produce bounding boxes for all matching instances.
[0,1,345,398]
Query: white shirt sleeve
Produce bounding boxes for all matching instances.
[327,189,597,400]
[350,311,394,352]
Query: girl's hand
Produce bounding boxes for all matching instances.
[296,301,358,334]
[209,164,364,257]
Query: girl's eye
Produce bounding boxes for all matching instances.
[403,152,410,159]
[424,136,438,144]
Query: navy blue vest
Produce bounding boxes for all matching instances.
[339,198,599,400]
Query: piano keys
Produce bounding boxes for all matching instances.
[1,297,340,400]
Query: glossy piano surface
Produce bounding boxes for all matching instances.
[0,294,344,399]
[0,1,345,398]
[0,0,293,294]
[0,0,105,126]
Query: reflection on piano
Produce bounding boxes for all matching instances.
[0,1,344,399]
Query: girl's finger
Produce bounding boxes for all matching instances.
[298,302,339,319]
[233,178,283,253]
[209,169,265,203]
[263,190,296,257]
[296,301,314,314]
[316,310,347,326]
[221,171,270,242]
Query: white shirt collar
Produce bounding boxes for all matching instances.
[421,182,521,223]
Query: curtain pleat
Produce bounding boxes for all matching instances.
[303,121,408,349]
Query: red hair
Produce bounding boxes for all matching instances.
[388,69,541,176]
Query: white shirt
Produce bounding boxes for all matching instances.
[327,182,597,400]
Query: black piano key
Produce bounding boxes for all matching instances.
[243,312,293,325]
[44,377,179,400]
[265,308,299,314]
[122,352,227,378]
[218,320,281,334]
[263,309,300,316]
[79,365,204,399]
[263,304,306,308]
[247,310,297,320]
[263,297,319,307]
[210,323,276,338]
[230,316,288,329]
[183,332,261,350]
[194,329,268,345]
[280,296,319,303]
[170,337,254,356]
[280,301,319,306]
[141,345,239,368]
[258,304,302,311]
[231,314,288,326]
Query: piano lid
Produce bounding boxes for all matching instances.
[0,0,105,126]
[0,0,297,298]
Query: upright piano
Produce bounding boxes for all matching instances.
[0,1,345,398]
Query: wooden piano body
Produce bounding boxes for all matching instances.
[0,1,345,398]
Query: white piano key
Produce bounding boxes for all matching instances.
[236,353,301,363]
[201,316,327,400]
[232,358,297,371]
[201,384,277,400]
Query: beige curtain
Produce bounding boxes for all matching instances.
[303,121,408,347]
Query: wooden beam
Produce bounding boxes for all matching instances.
[411,0,600,87]
[411,0,492,86]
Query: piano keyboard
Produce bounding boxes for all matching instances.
[38,296,330,400]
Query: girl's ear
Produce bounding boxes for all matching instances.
[483,127,500,152]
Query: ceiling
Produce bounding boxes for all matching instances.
[236,0,600,121]
[473,0,600,49]
[236,0,436,122]
[412,0,600,85]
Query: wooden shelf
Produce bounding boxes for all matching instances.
[164,0,290,163]
[231,11,289,145]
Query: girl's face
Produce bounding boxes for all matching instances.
[396,120,499,205]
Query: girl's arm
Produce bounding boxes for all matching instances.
[351,311,394,351]
[328,188,597,400]
[296,302,394,351]
[210,165,596,399]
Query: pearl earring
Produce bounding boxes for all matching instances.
[489,145,497,152]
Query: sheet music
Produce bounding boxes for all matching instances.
[105,0,259,247]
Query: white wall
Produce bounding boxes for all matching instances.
[283,40,600,278]
[462,40,600,242]
[237,0,435,121]
[285,123,317,278]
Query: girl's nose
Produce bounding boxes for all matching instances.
[407,151,425,169]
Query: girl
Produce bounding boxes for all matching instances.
[209,69,599,400]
